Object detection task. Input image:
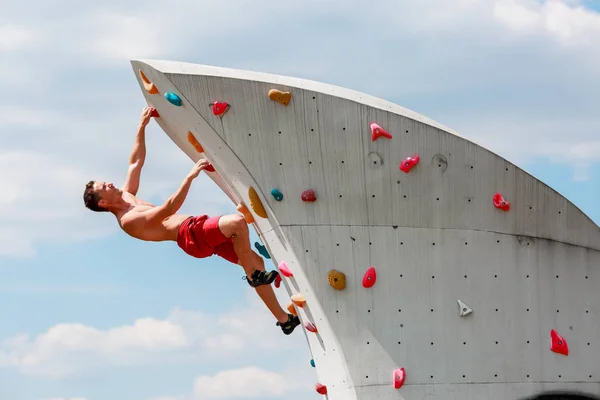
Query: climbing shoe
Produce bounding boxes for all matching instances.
[277,313,301,335]
[244,269,279,288]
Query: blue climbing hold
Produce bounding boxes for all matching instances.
[310,359,315,368]
[165,92,182,106]
[254,242,271,259]
[271,188,283,201]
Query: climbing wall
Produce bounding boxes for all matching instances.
[131,59,600,400]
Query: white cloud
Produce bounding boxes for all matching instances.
[0,292,305,378]
[193,367,287,399]
[0,25,37,52]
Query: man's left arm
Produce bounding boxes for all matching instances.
[123,107,153,195]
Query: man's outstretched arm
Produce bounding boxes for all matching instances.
[122,107,154,195]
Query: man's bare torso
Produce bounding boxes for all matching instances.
[117,191,191,242]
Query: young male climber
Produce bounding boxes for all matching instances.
[82,106,300,335]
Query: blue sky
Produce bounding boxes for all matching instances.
[1,1,599,399]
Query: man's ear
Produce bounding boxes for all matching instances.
[98,199,107,207]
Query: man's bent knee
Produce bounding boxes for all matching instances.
[219,214,248,238]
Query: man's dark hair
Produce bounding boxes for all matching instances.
[83,180,108,212]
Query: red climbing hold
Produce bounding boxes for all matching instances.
[205,163,215,172]
[150,107,159,118]
[393,368,406,389]
[211,101,229,117]
[301,189,316,202]
[362,266,377,288]
[274,274,282,288]
[370,122,392,141]
[278,261,293,277]
[399,155,419,173]
[315,383,327,395]
[493,193,510,211]
[550,329,568,356]
[305,321,318,333]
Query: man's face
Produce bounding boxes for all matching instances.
[94,181,121,206]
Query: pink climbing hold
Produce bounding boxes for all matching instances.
[493,193,510,211]
[211,101,229,117]
[550,329,568,356]
[274,274,282,288]
[399,155,419,173]
[278,261,293,277]
[393,368,406,389]
[305,321,318,333]
[301,189,317,202]
[315,383,327,395]
[370,122,392,141]
[362,266,377,288]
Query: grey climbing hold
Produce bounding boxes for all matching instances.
[368,152,384,168]
[457,299,472,317]
[432,154,448,173]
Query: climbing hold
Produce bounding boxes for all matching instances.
[368,151,384,168]
[370,122,392,141]
[278,261,293,277]
[291,293,305,307]
[187,132,204,153]
[550,329,568,356]
[432,154,448,173]
[254,242,271,259]
[493,193,510,211]
[150,108,160,118]
[310,359,315,368]
[287,302,297,316]
[248,187,268,219]
[301,189,316,202]
[210,101,229,117]
[274,274,282,288]
[457,300,472,317]
[399,155,420,173]
[204,163,215,172]
[393,368,406,389]
[315,383,327,395]
[268,89,291,106]
[236,202,255,224]
[139,70,158,94]
[362,266,377,288]
[328,269,346,290]
[165,92,182,106]
[305,321,318,333]
[271,188,284,201]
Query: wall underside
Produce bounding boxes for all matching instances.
[131,60,600,400]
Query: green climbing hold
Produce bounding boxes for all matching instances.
[165,92,182,106]
[271,188,283,201]
[254,242,271,259]
[310,359,315,368]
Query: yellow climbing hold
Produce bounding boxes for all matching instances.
[287,302,297,316]
[291,293,306,308]
[268,89,291,106]
[139,69,158,94]
[187,131,204,153]
[328,269,346,290]
[248,187,267,219]
[237,202,255,224]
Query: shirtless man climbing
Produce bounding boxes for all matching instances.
[82,106,300,335]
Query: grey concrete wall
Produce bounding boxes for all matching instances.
[131,59,600,400]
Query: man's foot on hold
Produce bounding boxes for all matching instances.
[277,313,300,335]
[245,269,279,288]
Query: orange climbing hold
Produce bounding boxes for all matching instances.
[268,89,292,106]
[550,329,568,356]
[305,321,318,333]
[248,187,268,219]
[400,155,419,173]
[278,261,293,277]
[315,383,327,395]
[393,368,406,389]
[362,266,376,288]
[493,193,510,211]
[291,293,306,307]
[236,202,255,224]
[139,70,158,94]
[287,302,297,316]
[328,269,346,290]
[370,122,392,141]
[211,101,229,117]
[187,132,204,153]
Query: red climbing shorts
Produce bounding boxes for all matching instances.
[176,215,239,264]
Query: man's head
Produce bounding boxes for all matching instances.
[83,180,122,212]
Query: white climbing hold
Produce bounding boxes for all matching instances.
[457,300,472,317]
